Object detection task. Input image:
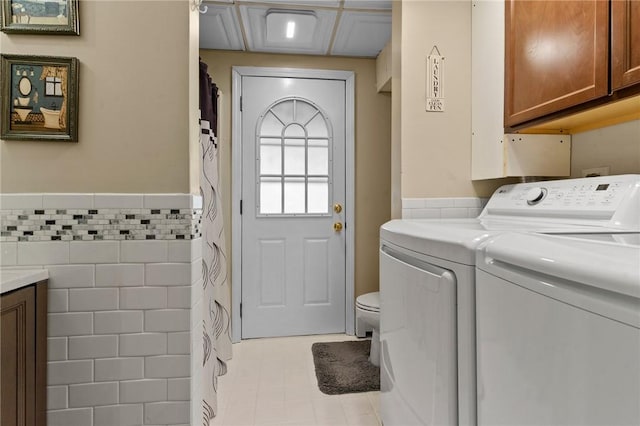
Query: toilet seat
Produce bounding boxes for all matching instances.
[356,292,379,312]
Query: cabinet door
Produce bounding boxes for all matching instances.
[612,0,640,90]
[1,286,36,426]
[505,0,609,127]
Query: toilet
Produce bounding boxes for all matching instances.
[355,291,380,367]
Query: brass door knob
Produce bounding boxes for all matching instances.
[334,203,343,214]
[333,222,343,232]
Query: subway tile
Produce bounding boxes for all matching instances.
[167,286,190,309]
[145,309,190,332]
[45,265,95,289]
[119,333,167,356]
[167,332,190,355]
[48,360,93,385]
[144,401,190,424]
[68,381,118,408]
[119,287,167,310]
[145,355,190,378]
[401,208,413,219]
[0,193,43,209]
[68,335,118,359]
[43,194,94,209]
[191,278,203,308]
[453,197,483,208]
[69,241,119,264]
[120,241,167,263]
[94,404,143,426]
[17,241,69,265]
[0,242,17,266]
[93,194,144,209]
[94,310,143,334]
[167,240,194,263]
[48,289,68,313]
[440,208,469,219]
[47,408,93,426]
[48,337,68,361]
[411,209,441,219]
[119,379,167,403]
[145,263,191,286]
[94,358,144,382]
[48,312,93,337]
[401,198,426,209]
[69,288,118,312]
[95,264,143,287]
[168,378,190,401]
[424,198,456,208]
[191,259,202,285]
[143,194,192,209]
[47,386,68,410]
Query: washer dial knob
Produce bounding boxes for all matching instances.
[526,187,547,205]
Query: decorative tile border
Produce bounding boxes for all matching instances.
[0,194,202,242]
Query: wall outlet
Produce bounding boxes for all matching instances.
[581,166,610,177]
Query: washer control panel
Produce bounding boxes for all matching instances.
[484,175,640,223]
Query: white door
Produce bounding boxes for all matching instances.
[240,75,346,338]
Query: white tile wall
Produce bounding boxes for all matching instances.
[119,379,167,403]
[95,264,143,287]
[401,197,489,219]
[1,194,201,425]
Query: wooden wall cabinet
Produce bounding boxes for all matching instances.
[505,0,640,130]
[1,280,47,426]
[612,0,640,90]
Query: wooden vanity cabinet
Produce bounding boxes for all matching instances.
[612,0,640,90]
[504,0,610,127]
[1,280,47,426]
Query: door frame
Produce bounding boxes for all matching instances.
[231,66,355,342]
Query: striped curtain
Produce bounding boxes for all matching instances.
[199,60,232,424]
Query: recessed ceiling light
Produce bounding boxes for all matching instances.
[286,21,296,39]
[265,9,316,46]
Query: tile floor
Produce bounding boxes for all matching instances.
[211,334,382,426]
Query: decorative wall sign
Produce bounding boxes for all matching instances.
[426,46,445,112]
[0,0,79,35]
[1,55,79,142]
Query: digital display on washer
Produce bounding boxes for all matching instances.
[596,184,609,191]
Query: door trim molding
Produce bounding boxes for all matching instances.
[231,66,355,342]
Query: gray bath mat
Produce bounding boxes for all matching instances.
[311,340,380,395]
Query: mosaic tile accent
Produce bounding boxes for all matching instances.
[0,208,202,242]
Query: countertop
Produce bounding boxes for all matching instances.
[0,269,48,295]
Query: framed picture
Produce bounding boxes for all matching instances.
[1,55,79,142]
[0,0,79,35]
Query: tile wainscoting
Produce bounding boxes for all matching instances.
[401,197,489,219]
[0,194,203,426]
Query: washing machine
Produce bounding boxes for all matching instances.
[475,232,640,425]
[379,175,640,426]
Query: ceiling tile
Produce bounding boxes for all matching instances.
[240,5,337,55]
[343,0,392,10]
[200,4,245,51]
[331,11,391,57]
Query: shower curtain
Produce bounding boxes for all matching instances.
[199,60,232,424]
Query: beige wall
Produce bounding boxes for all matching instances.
[398,0,507,198]
[570,119,640,177]
[0,1,199,194]
[198,50,392,298]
